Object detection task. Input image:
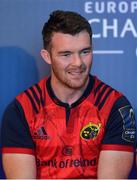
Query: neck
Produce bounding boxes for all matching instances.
[50,77,89,105]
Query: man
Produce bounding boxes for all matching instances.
[1,10,136,179]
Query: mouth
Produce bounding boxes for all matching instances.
[68,71,83,74]
[67,70,85,78]
[67,66,87,77]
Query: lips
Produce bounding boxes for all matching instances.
[68,71,83,75]
[66,65,87,76]
[67,67,86,73]
[67,70,86,78]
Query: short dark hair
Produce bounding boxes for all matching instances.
[42,10,92,50]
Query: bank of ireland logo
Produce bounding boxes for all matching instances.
[80,122,101,140]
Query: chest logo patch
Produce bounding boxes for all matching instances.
[80,122,101,140]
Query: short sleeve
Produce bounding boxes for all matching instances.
[1,99,35,154]
[101,96,136,152]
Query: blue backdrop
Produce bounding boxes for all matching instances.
[0,0,137,178]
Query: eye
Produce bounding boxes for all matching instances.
[81,49,91,55]
[59,52,71,58]
[62,53,71,57]
[80,49,91,56]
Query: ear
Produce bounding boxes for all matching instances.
[40,49,51,65]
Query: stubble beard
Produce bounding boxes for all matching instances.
[51,64,91,90]
[64,74,89,89]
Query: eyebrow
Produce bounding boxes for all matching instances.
[58,51,71,55]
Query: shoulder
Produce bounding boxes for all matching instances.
[93,75,122,95]
[16,77,48,114]
[92,75,123,113]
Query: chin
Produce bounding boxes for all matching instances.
[66,79,88,90]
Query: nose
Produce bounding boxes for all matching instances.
[72,54,83,67]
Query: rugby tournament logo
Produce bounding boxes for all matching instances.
[80,122,101,140]
[119,105,136,142]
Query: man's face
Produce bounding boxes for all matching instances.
[49,31,92,90]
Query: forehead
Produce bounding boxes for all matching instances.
[51,31,91,51]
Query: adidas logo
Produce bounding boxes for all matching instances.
[33,126,50,140]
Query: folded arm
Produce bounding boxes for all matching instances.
[2,153,36,179]
[97,150,134,179]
